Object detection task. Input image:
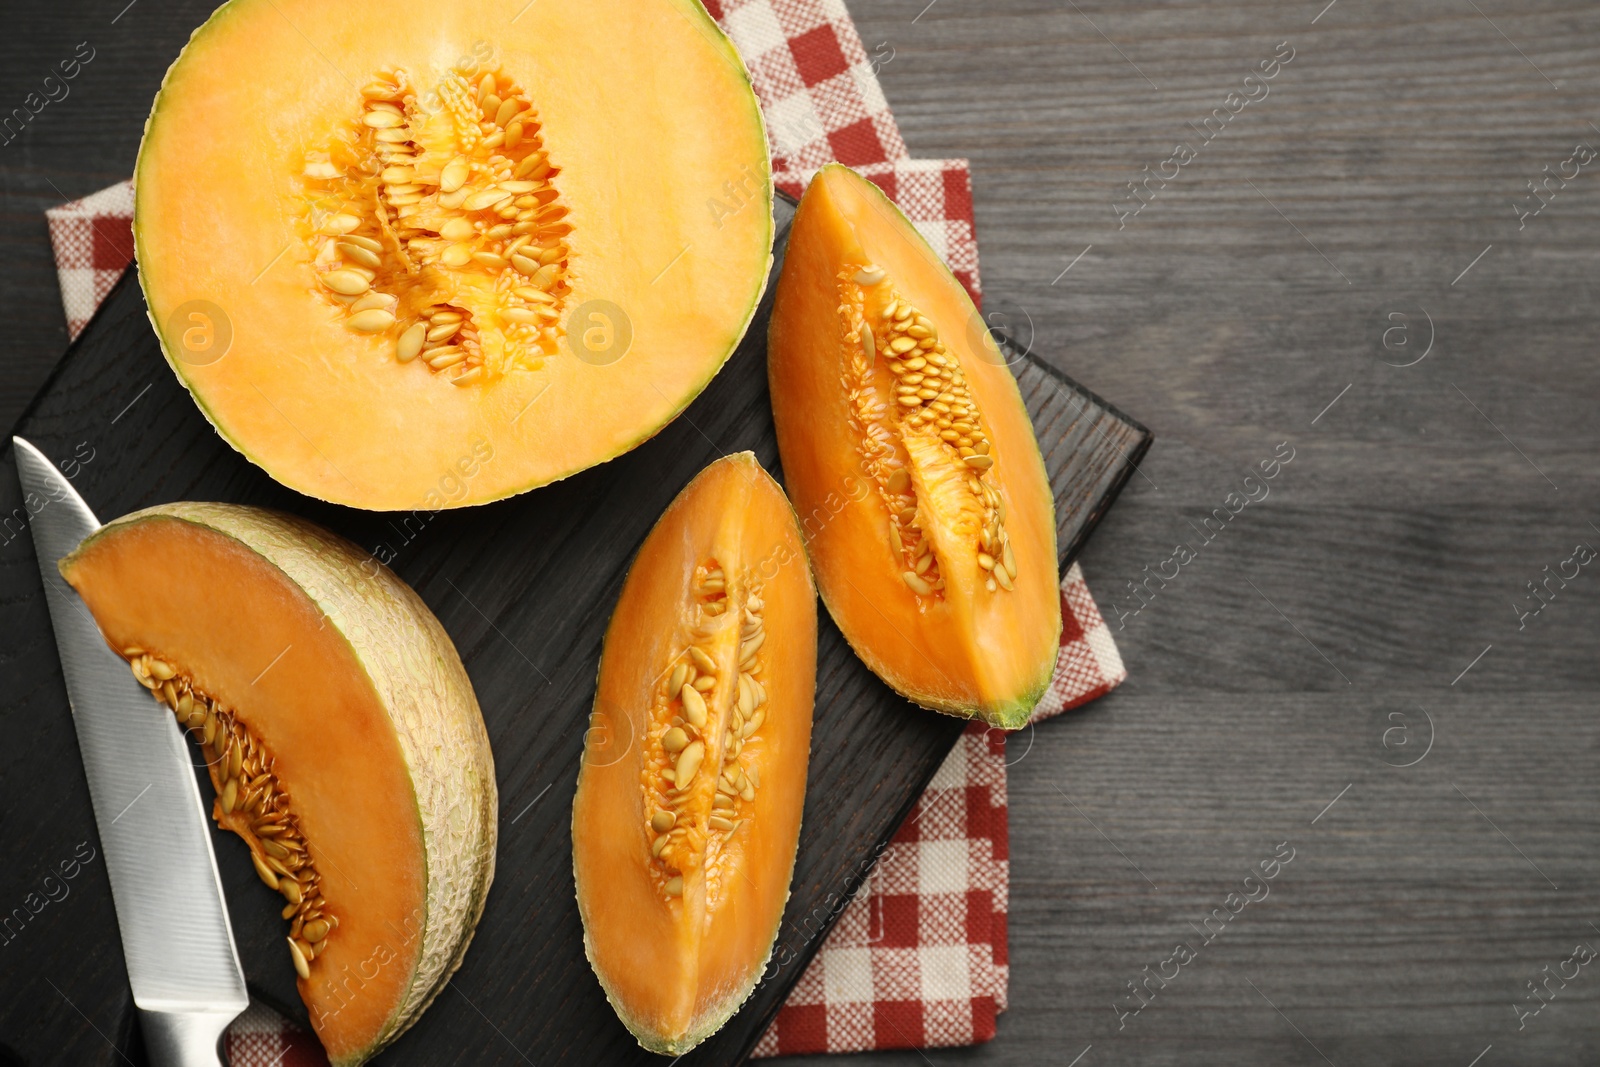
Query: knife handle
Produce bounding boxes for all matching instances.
[140,1008,240,1067]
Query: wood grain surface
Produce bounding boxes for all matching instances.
[2,0,1597,1064]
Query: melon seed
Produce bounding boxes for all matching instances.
[651,811,676,833]
[463,188,512,212]
[303,919,330,943]
[661,727,689,753]
[680,685,708,727]
[903,571,934,595]
[318,214,361,236]
[280,877,303,905]
[288,937,311,979]
[252,853,279,890]
[993,563,1014,591]
[347,309,396,333]
[350,292,392,314]
[396,322,426,362]
[674,741,705,785]
[692,674,716,693]
[855,265,886,286]
[338,242,382,269]
[667,662,688,696]
[664,877,683,897]
[688,646,717,674]
[321,269,371,296]
[221,778,238,814]
[652,834,670,858]
[708,816,735,832]
[713,793,734,810]
[739,632,765,660]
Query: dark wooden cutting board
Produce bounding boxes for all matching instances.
[0,194,1149,1066]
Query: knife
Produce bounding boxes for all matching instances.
[15,437,247,1066]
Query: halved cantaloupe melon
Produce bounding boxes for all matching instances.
[573,452,815,1054]
[60,503,496,1066]
[768,165,1060,728]
[136,0,773,510]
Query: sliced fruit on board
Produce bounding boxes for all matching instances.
[59,503,496,1067]
[573,452,816,1054]
[767,164,1060,729]
[135,0,773,510]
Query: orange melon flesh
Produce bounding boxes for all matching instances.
[768,164,1060,728]
[135,0,773,510]
[573,452,816,1054]
[60,504,496,1066]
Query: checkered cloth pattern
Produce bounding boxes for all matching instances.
[752,562,1121,1056]
[42,0,1128,1060]
[45,180,135,341]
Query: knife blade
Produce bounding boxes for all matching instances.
[15,437,246,1067]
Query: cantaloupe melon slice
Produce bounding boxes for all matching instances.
[769,165,1061,728]
[60,503,496,1066]
[573,453,816,1053]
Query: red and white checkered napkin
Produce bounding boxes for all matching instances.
[754,568,1122,1056]
[43,0,1127,1059]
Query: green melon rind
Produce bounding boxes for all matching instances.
[132,0,774,512]
[63,502,497,1066]
[780,163,1061,732]
[574,452,810,1055]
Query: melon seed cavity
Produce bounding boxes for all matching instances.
[841,266,1017,599]
[125,650,336,980]
[643,560,768,905]
[298,64,575,385]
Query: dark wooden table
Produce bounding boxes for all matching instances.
[4,1,1598,1064]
